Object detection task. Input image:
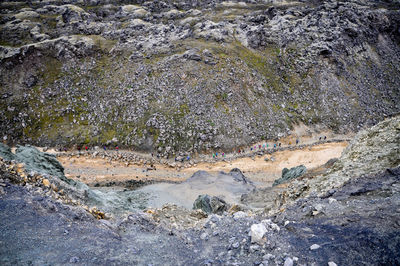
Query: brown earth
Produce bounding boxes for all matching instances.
[58,141,348,187]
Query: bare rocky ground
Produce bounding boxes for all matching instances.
[0,0,399,156]
[0,115,399,265]
[1,0,399,264]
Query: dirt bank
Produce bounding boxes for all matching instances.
[59,142,348,187]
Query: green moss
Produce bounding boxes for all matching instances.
[209,3,276,23]
[230,41,285,92]
[207,120,215,127]
[0,40,15,47]
[100,129,116,143]
[40,57,63,86]
[82,5,100,11]
[33,14,58,27]
[121,21,130,29]
[143,52,172,64]
[289,102,298,109]
[136,128,143,138]
[272,104,281,113]
[148,127,160,142]
[216,92,228,101]
[179,103,190,114]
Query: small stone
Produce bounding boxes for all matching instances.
[69,256,79,263]
[249,244,260,253]
[262,219,280,231]
[328,262,337,266]
[233,211,247,220]
[263,254,274,261]
[51,183,58,192]
[200,232,208,240]
[312,210,320,216]
[228,204,242,213]
[284,221,290,226]
[232,242,240,249]
[310,244,321,250]
[250,223,267,244]
[283,257,293,266]
[328,198,337,204]
[190,209,208,219]
[42,179,50,187]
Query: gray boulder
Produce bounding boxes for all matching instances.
[273,165,307,186]
[183,49,201,61]
[229,168,252,184]
[193,194,228,214]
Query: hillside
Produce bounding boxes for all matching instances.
[1,0,399,156]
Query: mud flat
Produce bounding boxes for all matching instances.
[59,141,348,188]
[55,141,347,209]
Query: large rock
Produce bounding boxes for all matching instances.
[14,145,67,182]
[193,194,228,214]
[274,115,400,211]
[60,4,89,23]
[229,168,253,184]
[119,5,149,18]
[0,144,147,216]
[273,165,307,186]
[183,49,202,61]
[0,143,15,161]
[14,11,40,20]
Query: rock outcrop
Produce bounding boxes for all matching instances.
[0,143,149,216]
[229,168,253,184]
[193,194,229,214]
[14,145,67,181]
[273,114,400,211]
[0,143,14,161]
[273,165,307,186]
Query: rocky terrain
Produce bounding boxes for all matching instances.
[1,0,399,156]
[0,0,399,264]
[0,113,399,265]
[242,114,400,211]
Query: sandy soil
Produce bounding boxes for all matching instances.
[58,156,189,184]
[184,142,348,185]
[59,142,348,187]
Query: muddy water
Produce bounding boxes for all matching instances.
[59,142,348,209]
[137,171,255,209]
